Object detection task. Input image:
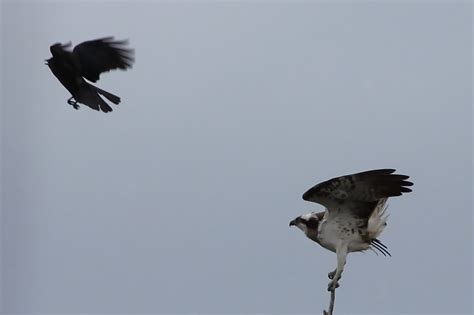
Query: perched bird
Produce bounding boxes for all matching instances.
[46,37,134,113]
[289,169,413,291]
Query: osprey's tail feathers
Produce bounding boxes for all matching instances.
[367,198,389,239]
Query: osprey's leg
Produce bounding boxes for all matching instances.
[328,243,348,291]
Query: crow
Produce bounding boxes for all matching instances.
[46,37,134,113]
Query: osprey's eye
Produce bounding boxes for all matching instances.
[306,218,319,229]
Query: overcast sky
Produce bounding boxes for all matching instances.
[1,1,472,314]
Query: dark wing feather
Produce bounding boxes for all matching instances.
[50,42,72,55]
[370,239,391,256]
[73,37,134,82]
[302,169,413,216]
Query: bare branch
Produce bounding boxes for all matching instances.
[323,288,336,315]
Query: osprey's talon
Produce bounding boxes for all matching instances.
[328,270,336,279]
[327,280,339,291]
[73,104,79,110]
[328,270,341,281]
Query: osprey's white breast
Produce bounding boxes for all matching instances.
[317,213,370,253]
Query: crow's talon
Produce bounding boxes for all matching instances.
[67,97,77,106]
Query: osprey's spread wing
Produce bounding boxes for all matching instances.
[73,37,134,82]
[302,169,413,218]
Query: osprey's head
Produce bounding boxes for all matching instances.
[289,212,321,235]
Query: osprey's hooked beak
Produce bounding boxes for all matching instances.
[289,219,297,227]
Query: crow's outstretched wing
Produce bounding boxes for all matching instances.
[73,37,134,82]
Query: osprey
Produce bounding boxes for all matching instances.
[289,169,413,291]
[46,37,134,113]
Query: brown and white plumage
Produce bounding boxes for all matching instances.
[289,169,413,291]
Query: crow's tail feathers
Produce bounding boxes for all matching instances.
[80,82,120,113]
[95,87,121,105]
[98,98,113,113]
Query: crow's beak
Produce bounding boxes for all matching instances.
[289,219,297,227]
[44,59,48,65]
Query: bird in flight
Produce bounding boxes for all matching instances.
[289,169,413,291]
[46,37,134,113]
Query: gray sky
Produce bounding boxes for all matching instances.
[1,0,472,314]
